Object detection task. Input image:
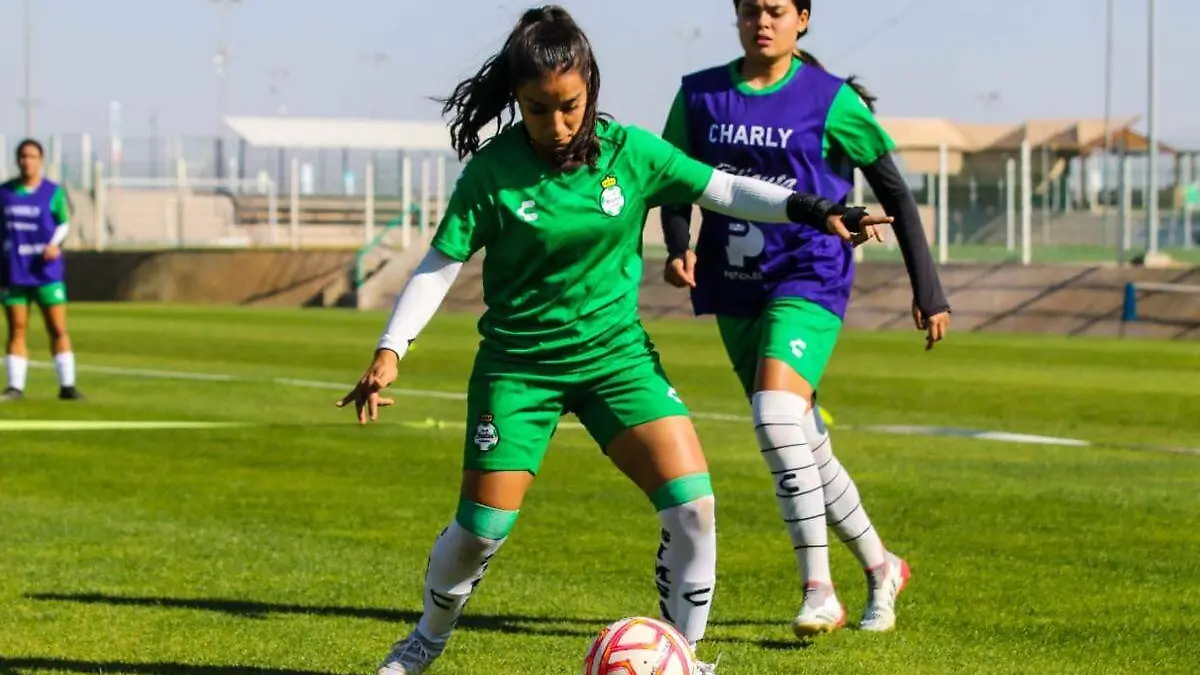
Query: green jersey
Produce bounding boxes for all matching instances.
[432,120,715,367]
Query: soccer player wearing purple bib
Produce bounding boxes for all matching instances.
[660,0,951,636]
[0,139,83,401]
[335,6,889,674]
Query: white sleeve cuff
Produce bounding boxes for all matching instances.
[49,223,70,246]
[696,171,793,223]
[376,248,463,359]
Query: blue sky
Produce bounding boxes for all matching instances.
[0,0,1195,145]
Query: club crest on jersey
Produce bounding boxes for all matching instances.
[599,175,625,217]
[473,412,500,452]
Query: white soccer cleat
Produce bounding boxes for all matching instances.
[376,630,444,675]
[791,582,846,637]
[692,648,721,675]
[859,551,912,632]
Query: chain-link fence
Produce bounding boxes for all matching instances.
[856,144,1199,266]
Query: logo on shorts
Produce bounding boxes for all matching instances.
[599,175,625,217]
[473,412,500,453]
[790,338,808,359]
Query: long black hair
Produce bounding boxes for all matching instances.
[438,5,603,170]
[733,0,878,112]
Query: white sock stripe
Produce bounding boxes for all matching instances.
[784,513,828,523]
[840,524,876,544]
[770,464,816,474]
[828,501,863,527]
[759,442,809,453]
[815,448,836,471]
[824,480,854,508]
[810,434,832,457]
[820,464,843,488]
[776,484,824,499]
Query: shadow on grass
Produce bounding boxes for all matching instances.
[26,592,810,649]
[0,658,342,675]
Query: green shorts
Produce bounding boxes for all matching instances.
[1,281,68,307]
[716,297,842,396]
[462,349,691,474]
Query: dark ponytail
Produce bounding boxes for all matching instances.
[732,0,878,112]
[437,5,603,170]
[793,50,877,113]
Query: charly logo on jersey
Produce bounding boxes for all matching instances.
[599,175,625,217]
[473,412,500,452]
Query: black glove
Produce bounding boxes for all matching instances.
[840,206,872,236]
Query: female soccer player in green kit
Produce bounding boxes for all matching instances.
[336,6,890,674]
[658,0,951,637]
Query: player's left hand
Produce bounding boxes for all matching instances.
[663,250,697,289]
[913,302,950,351]
[43,244,61,261]
[336,349,398,424]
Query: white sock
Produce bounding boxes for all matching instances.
[804,405,887,571]
[752,391,831,585]
[655,495,717,645]
[416,521,506,643]
[6,355,28,391]
[54,351,76,388]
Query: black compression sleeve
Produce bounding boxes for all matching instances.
[860,154,951,315]
[785,192,841,229]
[660,204,692,259]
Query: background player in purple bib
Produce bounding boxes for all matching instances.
[0,139,83,401]
[659,0,951,636]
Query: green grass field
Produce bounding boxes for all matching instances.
[1,305,1198,675]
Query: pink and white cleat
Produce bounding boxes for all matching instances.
[859,552,911,632]
[791,581,847,637]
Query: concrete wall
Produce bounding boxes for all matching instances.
[64,250,355,306]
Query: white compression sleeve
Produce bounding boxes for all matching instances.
[49,223,69,246]
[376,248,463,359]
[696,170,795,224]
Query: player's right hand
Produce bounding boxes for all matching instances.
[336,349,398,425]
[825,211,892,246]
[663,251,697,289]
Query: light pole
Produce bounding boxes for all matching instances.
[212,0,241,181]
[22,0,34,137]
[212,0,241,128]
[1146,0,1159,255]
[269,68,289,187]
[362,51,389,118]
[269,68,290,116]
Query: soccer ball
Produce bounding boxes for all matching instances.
[582,616,697,675]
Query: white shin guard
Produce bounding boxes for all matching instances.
[416,521,506,643]
[655,495,717,645]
